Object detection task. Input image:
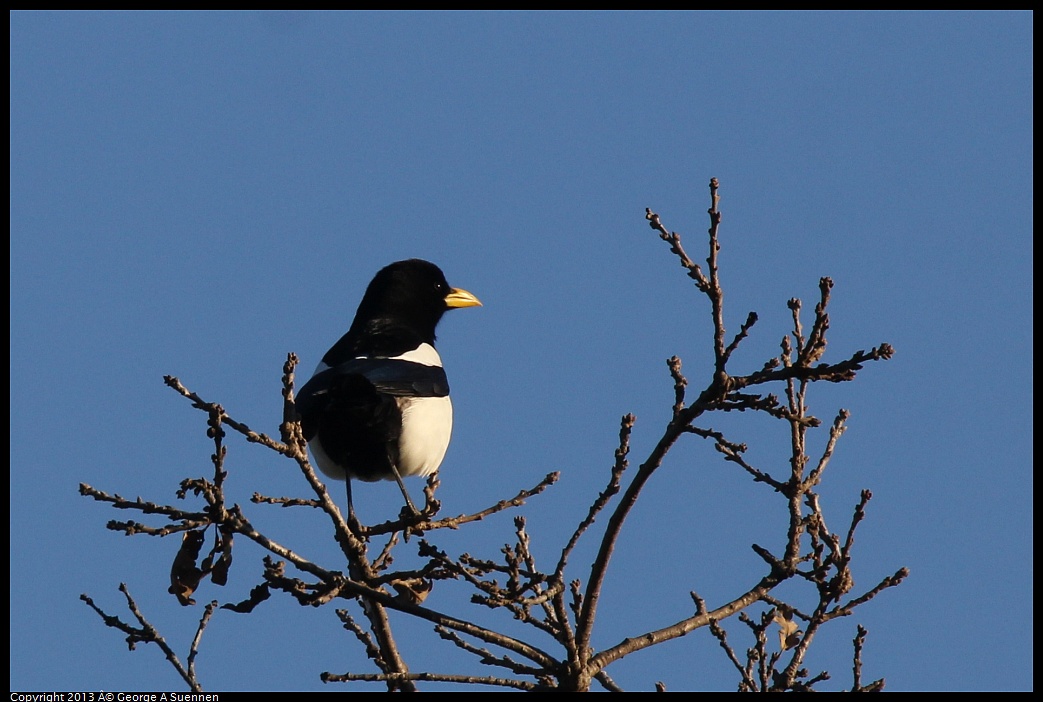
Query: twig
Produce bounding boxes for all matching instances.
[80,584,203,691]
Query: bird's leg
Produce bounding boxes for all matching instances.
[345,478,363,533]
[390,465,421,518]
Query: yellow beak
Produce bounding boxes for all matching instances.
[445,287,482,309]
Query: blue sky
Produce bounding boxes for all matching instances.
[10,11,1032,692]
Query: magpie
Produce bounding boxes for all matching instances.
[295,259,481,519]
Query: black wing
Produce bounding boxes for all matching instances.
[296,358,449,437]
[294,359,449,480]
[298,358,448,404]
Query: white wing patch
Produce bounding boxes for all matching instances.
[387,342,444,367]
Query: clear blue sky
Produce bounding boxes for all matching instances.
[10,11,1032,692]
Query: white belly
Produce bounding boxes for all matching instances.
[395,395,453,478]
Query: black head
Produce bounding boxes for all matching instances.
[334,259,480,359]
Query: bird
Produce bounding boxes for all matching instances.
[295,259,481,521]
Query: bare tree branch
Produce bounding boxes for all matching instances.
[81,180,902,691]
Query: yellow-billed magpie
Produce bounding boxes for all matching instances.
[296,259,481,518]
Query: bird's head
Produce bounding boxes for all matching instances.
[350,259,481,345]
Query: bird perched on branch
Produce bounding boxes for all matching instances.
[295,259,481,520]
